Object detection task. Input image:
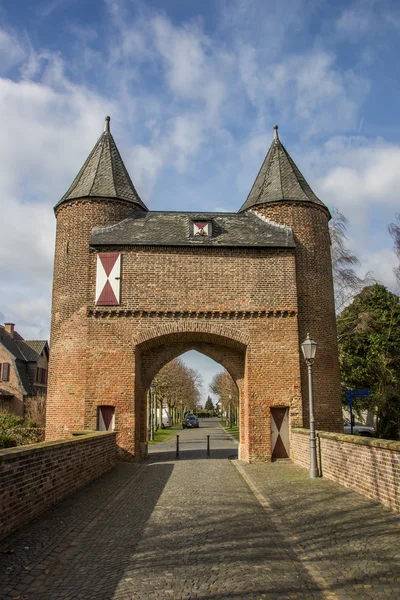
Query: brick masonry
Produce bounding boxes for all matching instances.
[46,137,342,463]
[0,431,116,540]
[0,346,24,416]
[291,428,400,512]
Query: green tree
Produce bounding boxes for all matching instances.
[337,284,400,439]
[204,396,214,412]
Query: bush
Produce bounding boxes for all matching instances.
[11,428,45,446]
[0,414,24,430]
[0,434,17,449]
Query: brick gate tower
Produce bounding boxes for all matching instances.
[46,118,342,462]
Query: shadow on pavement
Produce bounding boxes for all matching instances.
[0,462,174,600]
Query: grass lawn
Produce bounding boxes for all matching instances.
[220,421,240,441]
[148,426,182,444]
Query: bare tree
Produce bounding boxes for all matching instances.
[388,213,400,285]
[210,370,238,425]
[330,208,372,312]
[153,358,203,422]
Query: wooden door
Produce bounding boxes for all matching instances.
[271,407,289,458]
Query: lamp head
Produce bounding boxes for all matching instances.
[150,382,156,392]
[301,333,318,364]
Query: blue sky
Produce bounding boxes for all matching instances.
[1,0,400,399]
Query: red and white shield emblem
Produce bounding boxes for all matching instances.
[95,252,121,306]
[194,222,209,236]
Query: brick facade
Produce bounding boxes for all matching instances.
[0,345,24,415]
[291,428,400,512]
[0,432,116,541]
[45,121,342,462]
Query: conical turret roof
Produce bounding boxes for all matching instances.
[239,126,327,213]
[55,117,148,211]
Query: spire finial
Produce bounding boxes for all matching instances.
[104,116,111,133]
[273,124,279,140]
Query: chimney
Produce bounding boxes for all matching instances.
[4,323,15,338]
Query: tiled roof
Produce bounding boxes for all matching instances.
[55,117,148,211]
[0,326,48,396]
[239,126,328,213]
[91,210,295,248]
[15,340,47,362]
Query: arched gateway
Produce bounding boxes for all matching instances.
[46,118,342,462]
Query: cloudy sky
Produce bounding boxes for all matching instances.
[1,0,400,399]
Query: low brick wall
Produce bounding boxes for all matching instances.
[0,431,116,541]
[291,428,400,512]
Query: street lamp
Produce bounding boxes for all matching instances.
[149,382,156,441]
[301,333,319,479]
[229,393,233,428]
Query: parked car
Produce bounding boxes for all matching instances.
[182,414,199,429]
[343,418,375,437]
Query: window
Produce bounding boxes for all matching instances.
[35,367,48,385]
[191,221,212,237]
[95,252,121,306]
[97,406,115,431]
[1,363,10,382]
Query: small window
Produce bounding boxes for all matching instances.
[191,221,212,237]
[35,367,48,385]
[1,363,10,382]
[97,406,115,431]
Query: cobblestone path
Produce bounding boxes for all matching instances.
[0,419,399,599]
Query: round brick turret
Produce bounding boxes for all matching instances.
[254,201,342,431]
[46,118,148,441]
[239,126,342,432]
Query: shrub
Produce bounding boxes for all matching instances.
[0,434,17,449]
[11,428,45,446]
[0,414,24,430]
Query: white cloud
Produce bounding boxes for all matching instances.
[0,29,25,74]
[0,0,395,344]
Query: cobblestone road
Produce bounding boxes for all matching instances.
[0,419,399,599]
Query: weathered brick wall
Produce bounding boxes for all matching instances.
[256,203,342,433]
[0,346,24,416]
[291,428,400,512]
[0,432,116,541]
[46,192,342,462]
[46,199,138,441]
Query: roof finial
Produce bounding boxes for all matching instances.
[104,116,111,133]
[273,124,279,140]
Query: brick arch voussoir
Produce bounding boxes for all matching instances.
[134,320,250,351]
[141,341,245,391]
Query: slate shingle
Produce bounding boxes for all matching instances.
[91,210,295,248]
[55,118,148,211]
[239,128,328,213]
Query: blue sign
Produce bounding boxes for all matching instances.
[345,389,371,401]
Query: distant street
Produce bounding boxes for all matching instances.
[0,419,399,599]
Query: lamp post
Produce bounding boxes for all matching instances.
[229,393,233,428]
[149,382,156,441]
[301,333,319,479]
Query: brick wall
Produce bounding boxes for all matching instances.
[0,346,24,416]
[291,428,400,512]
[46,192,342,462]
[257,203,342,433]
[0,431,116,541]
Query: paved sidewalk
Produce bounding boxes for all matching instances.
[0,419,399,599]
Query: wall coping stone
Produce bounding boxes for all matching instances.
[0,431,116,460]
[292,427,400,451]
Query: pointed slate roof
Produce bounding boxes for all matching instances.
[55,117,148,211]
[239,126,328,213]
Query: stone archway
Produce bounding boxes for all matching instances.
[134,323,248,459]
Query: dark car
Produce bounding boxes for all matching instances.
[182,414,199,429]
